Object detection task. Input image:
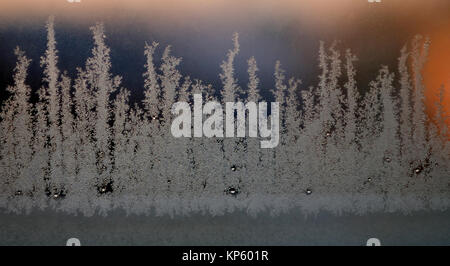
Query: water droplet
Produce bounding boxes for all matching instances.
[167,179,171,184]
[414,167,422,174]
[98,182,113,194]
[49,189,66,199]
[226,186,239,196]
[305,188,312,195]
[15,190,22,196]
[384,157,391,163]
[367,177,372,182]
[231,165,236,171]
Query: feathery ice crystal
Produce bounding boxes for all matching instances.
[0,18,448,216]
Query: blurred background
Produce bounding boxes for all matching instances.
[0,0,449,122]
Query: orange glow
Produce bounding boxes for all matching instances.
[423,23,450,137]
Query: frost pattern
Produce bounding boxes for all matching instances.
[0,19,448,216]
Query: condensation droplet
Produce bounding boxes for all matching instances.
[98,181,113,194]
[226,186,239,196]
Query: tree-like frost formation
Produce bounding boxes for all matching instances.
[0,18,448,216]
